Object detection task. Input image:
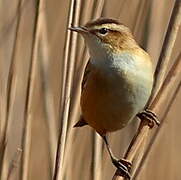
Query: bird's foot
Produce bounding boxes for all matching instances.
[137,109,160,128]
[118,158,132,171]
[112,158,132,179]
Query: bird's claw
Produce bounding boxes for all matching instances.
[137,109,160,128]
[112,158,131,179]
[118,158,132,171]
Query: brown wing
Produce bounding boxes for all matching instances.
[81,60,91,92]
[73,60,91,128]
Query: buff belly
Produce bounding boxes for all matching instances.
[81,59,153,135]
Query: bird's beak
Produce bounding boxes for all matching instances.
[68,26,89,34]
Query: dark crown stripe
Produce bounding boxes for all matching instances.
[85,18,121,27]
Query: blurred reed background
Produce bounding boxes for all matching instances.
[0,0,180,180]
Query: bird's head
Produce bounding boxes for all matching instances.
[69,18,138,58]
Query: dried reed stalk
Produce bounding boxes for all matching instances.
[37,0,57,176]
[0,0,22,179]
[53,0,81,179]
[21,0,41,179]
[151,0,181,100]
[112,50,181,180]
[7,148,22,180]
[93,134,103,180]
[58,0,78,112]
[62,1,105,179]
[133,79,181,179]
[62,1,94,170]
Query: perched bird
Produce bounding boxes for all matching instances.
[69,18,159,179]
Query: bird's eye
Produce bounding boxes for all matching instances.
[98,28,109,35]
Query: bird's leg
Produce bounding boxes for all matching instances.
[137,109,160,128]
[102,135,132,179]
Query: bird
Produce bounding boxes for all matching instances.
[69,18,159,179]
